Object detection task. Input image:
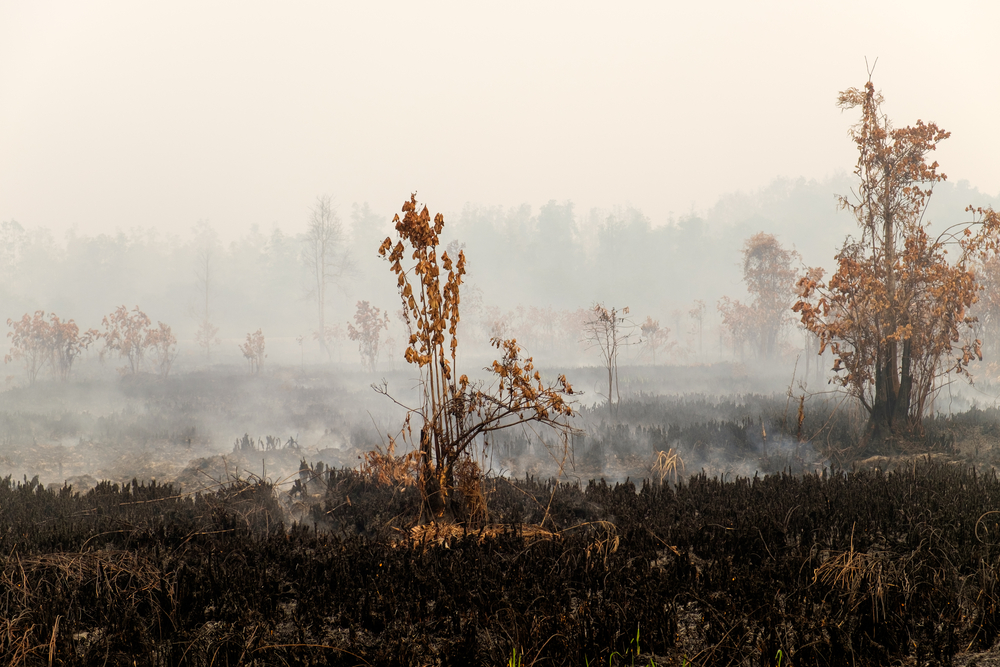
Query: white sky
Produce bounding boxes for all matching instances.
[1,1,998,242]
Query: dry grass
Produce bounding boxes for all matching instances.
[454,456,488,525]
[0,550,163,666]
[652,448,685,484]
[17,550,161,593]
[403,522,558,548]
[579,521,620,570]
[361,439,420,488]
[813,526,898,622]
[0,611,42,667]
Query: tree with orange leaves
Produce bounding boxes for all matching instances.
[147,322,177,378]
[5,311,96,384]
[719,233,800,360]
[100,305,177,376]
[347,300,390,372]
[100,306,152,375]
[376,194,578,520]
[794,77,1000,441]
[239,329,266,374]
[49,314,98,380]
[639,315,671,365]
[6,311,52,384]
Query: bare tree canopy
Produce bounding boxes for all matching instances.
[303,195,353,360]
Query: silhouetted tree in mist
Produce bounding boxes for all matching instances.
[582,304,637,416]
[304,196,353,361]
[719,233,799,361]
[347,300,389,372]
[239,329,266,374]
[191,221,221,361]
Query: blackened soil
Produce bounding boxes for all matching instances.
[4,464,1000,665]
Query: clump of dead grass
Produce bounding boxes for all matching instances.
[361,439,420,488]
[813,524,899,622]
[652,448,685,484]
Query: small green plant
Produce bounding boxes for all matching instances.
[506,646,522,667]
[604,625,656,666]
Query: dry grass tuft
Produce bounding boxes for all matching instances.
[361,438,420,488]
[454,456,488,525]
[652,448,685,484]
[813,526,898,622]
[404,522,558,548]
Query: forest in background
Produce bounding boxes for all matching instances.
[2,174,999,378]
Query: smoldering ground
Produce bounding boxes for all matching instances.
[0,357,845,504]
[0,366,416,494]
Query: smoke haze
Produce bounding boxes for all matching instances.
[3,2,1000,493]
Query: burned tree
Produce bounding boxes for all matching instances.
[192,228,220,361]
[794,77,1000,441]
[347,300,390,372]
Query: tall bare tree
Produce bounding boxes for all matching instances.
[193,246,220,360]
[582,304,637,416]
[304,195,353,361]
[689,299,706,355]
[190,220,221,361]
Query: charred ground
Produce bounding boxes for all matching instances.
[7,464,1000,665]
[3,365,1000,665]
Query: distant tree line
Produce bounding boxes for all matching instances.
[1,174,997,373]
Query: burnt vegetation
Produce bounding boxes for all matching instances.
[5,461,1000,665]
[7,79,1000,667]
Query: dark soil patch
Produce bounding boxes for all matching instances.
[3,464,1000,665]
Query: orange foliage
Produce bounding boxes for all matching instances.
[377,194,577,519]
[99,306,177,377]
[5,311,97,384]
[101,306,151,375]
[719,233,800,360]
[239,329,266,374]
[639,316,672,365]
[793,79,1000,437]
[346,300,390,372]
[147,322,177,378]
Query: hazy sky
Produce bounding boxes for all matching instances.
[2,1,998,242]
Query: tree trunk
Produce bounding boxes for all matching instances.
[895,338,914,426]
[420,427,446,519]
[870,351,893,441]
[870,338,920,442]
[607,361,614,417]
[868,172,908,442]
[317,276,329,361]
